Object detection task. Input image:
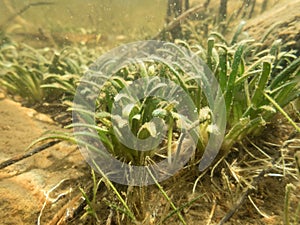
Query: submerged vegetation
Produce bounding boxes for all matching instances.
[0,0,299,224]
[0,39,104,104]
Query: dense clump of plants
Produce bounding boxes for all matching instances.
[20,24,299,224]
[1,8,299,224]
[0,37,104,105]
[28,24,299,165]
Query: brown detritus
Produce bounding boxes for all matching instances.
[244,0,300,55]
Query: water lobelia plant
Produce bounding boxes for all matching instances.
[0,41,103,105]
[205,37,300,155]
[29,32,300,173]
[24,25,299,223]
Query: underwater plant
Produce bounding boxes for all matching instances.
[9,18,299,224]
[26,32,299,223]
[0,42,103,105]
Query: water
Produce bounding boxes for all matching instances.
[0,0,167,45]
[0,0,288,47]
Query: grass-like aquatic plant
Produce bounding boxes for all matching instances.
[67,36,300,172]
[25,33,299,222]
[180,20,300,157]
[0,41,103,105]
[3,19,300,223]
[22,26,300,175]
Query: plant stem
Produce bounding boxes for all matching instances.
[263,92,300,132]
[92,160,136,221]
[146,167,187,225]
[284,184,293,225]
[167,116,174,164]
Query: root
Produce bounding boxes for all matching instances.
[0,140,60,170]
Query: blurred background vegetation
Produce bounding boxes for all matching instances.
[0,0,287,47]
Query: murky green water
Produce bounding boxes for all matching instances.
[0,0,167,44]
[0,0,287,46]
